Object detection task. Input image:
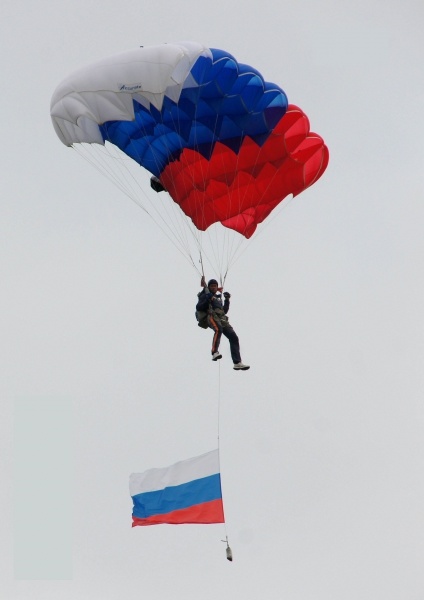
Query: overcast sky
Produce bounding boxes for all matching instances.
[2,1,424,598]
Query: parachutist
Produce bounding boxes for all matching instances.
[196,277,250,370]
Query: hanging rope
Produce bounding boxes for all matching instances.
[216,360,232,561]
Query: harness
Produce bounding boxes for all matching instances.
[196,292,228,329]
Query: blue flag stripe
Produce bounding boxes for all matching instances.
[132,473,222,519]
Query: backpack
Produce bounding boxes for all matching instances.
[195,290,209,329]
[195,310,209,329]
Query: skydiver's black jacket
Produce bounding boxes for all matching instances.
[196,288,230,315]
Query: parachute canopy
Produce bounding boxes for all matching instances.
[51,42,328,241]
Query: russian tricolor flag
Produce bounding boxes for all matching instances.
[130,450,224,526]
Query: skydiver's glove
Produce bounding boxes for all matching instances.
[223,292,231,299]
[206,292,213,299]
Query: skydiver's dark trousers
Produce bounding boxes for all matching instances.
[208,313,241,364]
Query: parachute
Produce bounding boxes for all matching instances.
[51,42,328,281]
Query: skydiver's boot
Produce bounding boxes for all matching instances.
[233,362,250,371]
[212,351,222,361]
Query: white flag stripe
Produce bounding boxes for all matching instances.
[129,449,219,496]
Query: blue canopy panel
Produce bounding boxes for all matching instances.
[99,49,288,178]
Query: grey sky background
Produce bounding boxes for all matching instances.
[2,0,424,598]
